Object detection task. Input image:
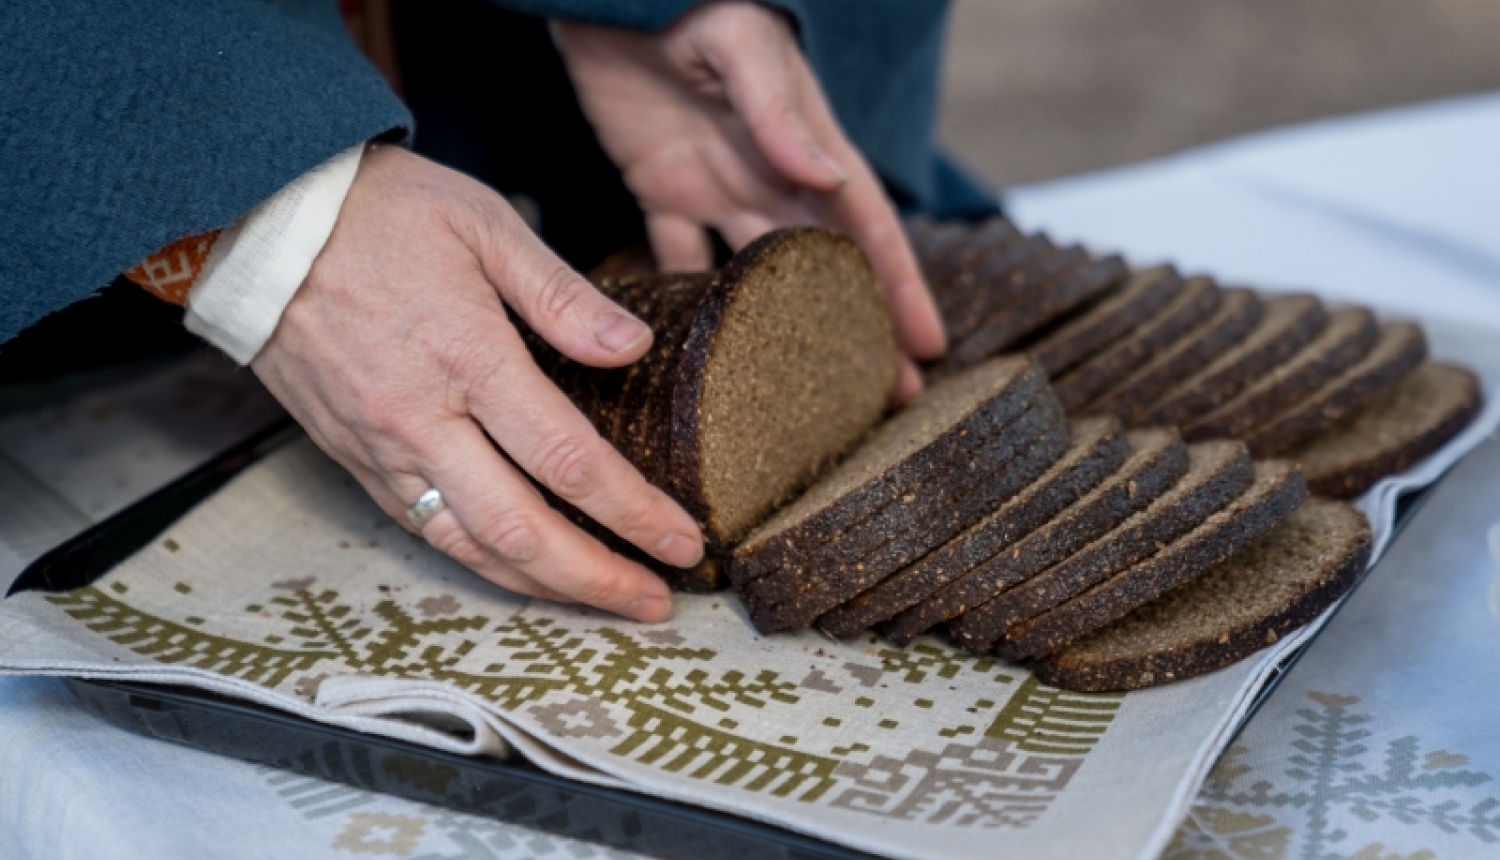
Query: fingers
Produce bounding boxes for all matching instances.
[447,323,705,571]
[473,221,653,369]
[894,356,925,405]
[826,163,948,360]
[704,8,848,194]
[647,212,714,271]
[414,416,676,622]
[337,451,578,604]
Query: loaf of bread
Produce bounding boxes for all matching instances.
[539,217,1480,692]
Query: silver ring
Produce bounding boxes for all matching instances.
[406,488,446,529]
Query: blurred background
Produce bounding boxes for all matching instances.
[937,0,1500,187]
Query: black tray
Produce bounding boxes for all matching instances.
[9,423,1438,859]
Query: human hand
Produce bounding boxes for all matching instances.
[553,1,944,397]
[252,144,705,622]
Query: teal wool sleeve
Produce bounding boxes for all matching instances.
[0,0,411,343]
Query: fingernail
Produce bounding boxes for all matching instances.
[629,595,673,623]
[594,312,651,354]
[656,531,705,568]
[811,145,849,185]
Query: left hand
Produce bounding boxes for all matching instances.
[553,1,944,397]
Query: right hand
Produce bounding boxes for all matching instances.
[252,144,704,622]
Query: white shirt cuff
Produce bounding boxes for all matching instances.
[184,144,365,364]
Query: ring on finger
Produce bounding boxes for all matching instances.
[406,487,447,529]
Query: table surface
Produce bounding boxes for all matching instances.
[4,93,1500,860]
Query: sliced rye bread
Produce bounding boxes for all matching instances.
[670,228,900,549]
[816,417,1128,639]
[1051,277,1223,412]
[996,460,1307,660]
[887,428,1192,647]
[587,244,659,289]
[908,221,969,275]
[728,356,1047,584]
[1141,294,1327,429]
[1186,307,1378,442]
[1034,498,1371,691]
[946,254,1131,371]
[1241,322,1429,457]
[927,217,1022,294]
[1023,266,1185,377]
[742,428,1071,634]
[946,239,1073,343]
[740,398,1069,632]
[950,439,1255,651]
[1285,361,1481,498]
[745,394,1065,592]
[1085,289,1265,424]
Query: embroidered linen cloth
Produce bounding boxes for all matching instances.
[1,367,1496,860]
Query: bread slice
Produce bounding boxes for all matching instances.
[939,235,1056,339]
[949,241,1081,343]
[1141,294,1327,429]
[1052,277,1222,412]
[950,439,1255,651]
[1085,288,1265,424]
[670,228,900,548]
[1024,266,1185,377]
[740,397,1069,632]
[817,417,1128,639]
[887,428,1192,647]
[729,356,1047,584]
[947,254,1130,370]
[1285,361,1481,497]
[1034,498,1371,691]
[743,393,1066,596]
[908,220,969,275]
[587,244,659,290]
[1186,307,1378,442]
[996,460,1307,660]
[1242,322,1428,457]
[927,217,1021,294]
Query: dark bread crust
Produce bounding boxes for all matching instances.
[740,398,1068,631]
[670,228,897,549]
[1086,289,1265,424]
[909,221,970,279]
[997,461,1307,660]
[618,275,718,479]
[1052,277,1222,412]
[587,244,659,290]
[729,357,1048,584]
[1141,294,1327,429]
[1187,307,1378,442]
[1025,266,1185,377]
[1243,322,1428,457]
[1034,498,1371,691]
[951,440,1255,651]
[946,254,1129,372]
[945,237,1067,342]
[816,418,1127,639]
[1287,361,1482,498]
[889,429,1191,647]
[928,217,1021,298]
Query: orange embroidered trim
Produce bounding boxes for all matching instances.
[125,229,223,306]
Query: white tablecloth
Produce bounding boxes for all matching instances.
[4,92,1500,859]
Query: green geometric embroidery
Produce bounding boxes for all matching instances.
[46,587,331,687]
[613,702,839,801]
[876,642,1013,684]
[985,676,1124,756]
